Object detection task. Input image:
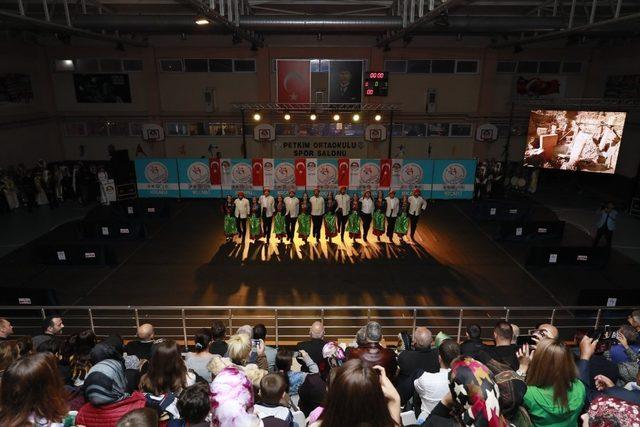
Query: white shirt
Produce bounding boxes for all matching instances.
[234,198,250,219]
[284,196,299,218]
[361,197,374,214]
[385,196,400,217]
[335,193,351,215]
[309,195,325,216]
[414,368,450,422]
[258,194,275,217]
[408,195,427,215]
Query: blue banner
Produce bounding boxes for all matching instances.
[135,158,179,198]
[316,158,339,193]
[177,158,218,198]
[398,159,434,197]
[222,158,253,197]
[431,159,477,199]
[273,158,297,195]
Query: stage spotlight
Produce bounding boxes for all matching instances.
[310,114,317,121]
[333,114,340,121]
[253,113,261,121]
[374,114,382,122]
[284,113,291,121]
[195,17,210,25]
[352,113,360,122]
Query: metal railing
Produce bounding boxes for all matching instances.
[1,305,633,350]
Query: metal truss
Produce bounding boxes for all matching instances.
[231,102,402,111]
[513,97,640,111]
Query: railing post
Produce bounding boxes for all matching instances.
[594,308,602,330]
[550,309,556,326]
[505,308,510,322]
[456,309,464,342]
[321,308,325,325]
[228,309,233,334]
[275,309,279,348]
[181,309,188,352]
[367,308,371,322]
[134,308,140,328]
[88,308,95,334]
[41,308,46,320]
[411,309,417,333]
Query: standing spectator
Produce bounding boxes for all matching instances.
[209,320,228,356]
[252,323,277,372]
[485,321,519,370]
[593,201,617,248]
[0,318,13,340]
[276,348,318,396]
[185,328,215,382]
[395,327,439,403]
[124,323,155,361]
[460,324,484,358]
[0,353,69,427]
[346,321,398,380]
[32,315,64,350]
[296,321,327,370]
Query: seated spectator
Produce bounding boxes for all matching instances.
[0,353,69,427]
[485,321,518,370]
[0,317,13,340]
[573,329,620,391]
[346,321,398,380]
[396,326,439,403]
[311,358,401,427]
[124,323,155,361]
[208,333,268,388]
[414,339,460,423]
[177,382,211,426]
[64,329,97,386]
[185,328,215,382]
[298,373,327,418]
[252,323,277,372]
[91,336,141,393]
[77,358,147,427]
[534,323,559,341]
[116,408,159,427]
[628,310,640,333]
[613,330,639,385]
[459,324,484,358]
[321,341,345,381]
[32,315,64,350]
[236,324,254,337]
[517,337,586,426]
[608,324,639,364]
[296,321,327,370]
[581,395,640,426]
[34,336,72,385]
[209,320,228,356]
[210,366,262,426]
[16,336,32,357]
[255,373,294,425]
[0,340,20,377]
[276,348,318,396]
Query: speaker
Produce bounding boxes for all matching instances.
[526,246,607,268]
[498,221,565,241]
[35,242,117,266]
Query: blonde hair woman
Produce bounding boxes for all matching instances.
[207,333,268,388]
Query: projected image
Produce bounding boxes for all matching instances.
[523,110,625,173]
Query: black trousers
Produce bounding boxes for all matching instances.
[360,213,372,239]
[593,226,613,247]
[409,214,420,238]
[262,214,273,240]
[236,217,247,240]
[285,215,296,240]
[386,216,397,239]
[312,215,323,239]
[337,211,348,239]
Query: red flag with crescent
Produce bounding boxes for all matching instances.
[338,158,349,188]
[277,60,311,103]
[379,159,392,189]
[209,158,221,185]
[252,158,264,187]
[295,158,306,187]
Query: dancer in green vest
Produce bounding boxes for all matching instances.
[223,195,237,243]
[324,192,338,242]
[394,194,410,242]
[372,191,386,242]
[297,192,311,243]
[346,195,362,240]
[273,194,287,243]
[248,196,262,242]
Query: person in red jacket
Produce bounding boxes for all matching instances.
[76,359,147,427]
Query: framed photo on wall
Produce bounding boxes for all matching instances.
[328,60,363,103]
[73,73,132,103]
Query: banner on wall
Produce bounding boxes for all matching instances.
[295,158,306,194]
[262,158,275,190]
[274,159,296,193]
[432,159,477,199]
[177,158,216,198]
[277,60,311,103]
[390,159,403,191]
[398,160,434,196]
[274,140,368,158]
[316,159,339,192]
[252,158,263,194]
[379,159,392,191]
[221,158,253,196]
[306,158,318,189]
[135,158,179,198]
[357,159,381,192]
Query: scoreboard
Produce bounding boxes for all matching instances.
[364,71,388,96]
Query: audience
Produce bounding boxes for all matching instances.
[254,373,294,424]
[116,408,159,427]
[582,395,640,426]
[124,323,155,361]
[32,315,64,350]
[185,328,215,382]
[176,382,211,426]
[210,366,262,427]
[296,321,327,372]
[485,321,518,370]
[346,321,398,380]
[65,329,97,386]
[396,326,439,403]
[276,348,318,396]
[459,324,484,358]
[0,318,13,340]
[628,310,640,332]
[607,324,639,363]
[208,333,268,388]
[208,320,228,356]
[252,323,277,372]
[298,373,327,418]
[0,340,20,376]
[510,324,520,345]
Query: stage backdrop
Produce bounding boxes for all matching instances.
[136,158,476,199]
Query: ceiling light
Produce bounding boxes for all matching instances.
[374,114,382,122]
[333,114,340,122]
[310,114,317,121]
[253,113,261,121]
[352,113,360,122]
[284,113,291,121]
[195,17,210,25]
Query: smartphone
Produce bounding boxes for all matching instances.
[517,335,536,347]
[251,339,261,348]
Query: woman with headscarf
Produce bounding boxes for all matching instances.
[210,366,262,427]
[582,395,640,426]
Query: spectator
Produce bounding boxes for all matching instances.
[414,339,460,423]
[65,329,97,386]
[298,373,327,418]
[511,324,520,345]
[275,348,318,396]
[581,395,640,426]
[628,310,640,332]
[459,324,484,357]
[90,337,141,394]
[608,324,639,364]
[209,320,228,356]
[311,359,401,427]
[254,373,294,424]
[116,408,159,427]
[346,321,398,380]
[613,330,639,385]
[32,315,64,350]
[124,323,155,361]
[208,333,268,388]
[321,341,346,380]
[534,323,559,340]
[33,336,72,384]
[296,321,327,369]
[139,339,195,396]
[485,321,518,370]
[236,324,254,337]
[185,328,215,382]
[253,323,277,372]
[76,358,147,426]
[395,326,439,403]
[0,318,13,340]
[15,336,32,357]
[0,353,69,427]
[177,382,211,426]
[0,340,20,376]
[517,338,586,426]
[210,366,262,427]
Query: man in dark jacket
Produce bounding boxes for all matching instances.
[460,324,484,358]
[296,321,327,370]
[395,327,439,403]
[485,321,519,370]
[346,321,397,380]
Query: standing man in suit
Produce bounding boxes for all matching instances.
[335,186,351,242]
[309,188,325,242]
[284,190,299,243]
[233,191,250,242]
[385,190,400,243]
[259,188,275,243]
[407,189,427,241]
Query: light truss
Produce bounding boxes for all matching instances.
[231,102,402,111]
[513,97,640,111]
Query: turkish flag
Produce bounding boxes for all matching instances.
[295,158,306,187]
[252,159,264,187]
[277,60,311,103]
[379,159,392,189]
[338,158,350,188]
[209,158,221,185]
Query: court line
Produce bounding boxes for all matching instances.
[452,204,568,309]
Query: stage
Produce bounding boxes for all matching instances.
[1,196,639,309]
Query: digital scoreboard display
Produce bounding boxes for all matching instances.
[364,71,388,96]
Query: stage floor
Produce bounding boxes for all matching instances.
[1,197,638,308]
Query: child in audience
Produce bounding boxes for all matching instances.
[177,383,211,426]
[254,373,294,426]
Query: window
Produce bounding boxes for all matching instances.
[407,60,430,73]
[86,121,109,136]
[385,124,403,137]
[517,61,538,73]
[107,121,130,136]
[188,122,209,136]
[403,124,426,137]
[496,61,517,73]
[562,62,582,73]
[233,59,255,72]
[384,60,407,73]
[276,123,297,136]
[427,123,450,137]
[129,122,143,136]
[209,59,233,72]
[166,122,189,136]
[539,61,560,74]
[54,59,75,72]
[123,59,143,71]
[63,122,87,137]
[100,59,122,72]
[160,59,183,72]
[74,59,99,72]
[431,60,455,73]
[184,59,208,72]
[449,123,472,137]
[456,60,478,73]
